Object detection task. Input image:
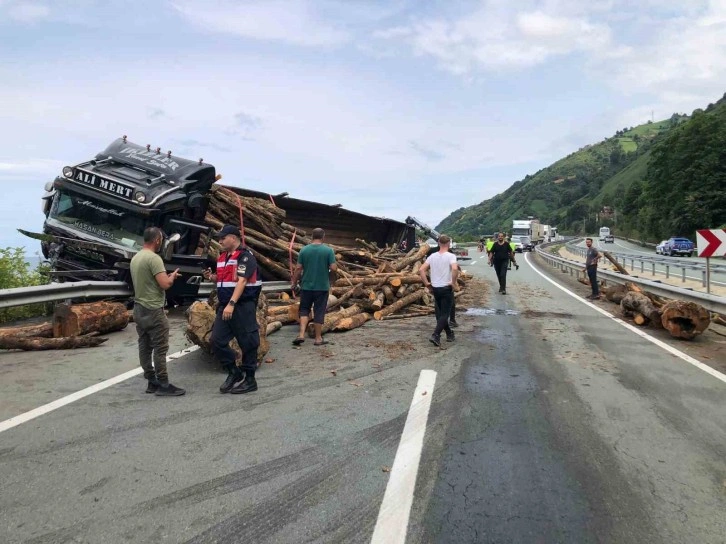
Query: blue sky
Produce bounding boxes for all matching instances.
[1,0,725,254]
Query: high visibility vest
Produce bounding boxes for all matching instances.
[216,247,262,304]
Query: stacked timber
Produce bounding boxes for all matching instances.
[0,301,129,351]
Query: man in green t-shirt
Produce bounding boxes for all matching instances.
[291,228,337,346]
[129,227,185,396]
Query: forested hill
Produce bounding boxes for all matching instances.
[437,92,726,242]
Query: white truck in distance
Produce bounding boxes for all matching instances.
[512,219,544,245]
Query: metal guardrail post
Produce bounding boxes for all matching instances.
[652,263,656,276]
[682,268,686,283]
[702,270,706,288]
[666,265,670,278]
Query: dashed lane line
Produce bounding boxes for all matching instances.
[371,369,437,544]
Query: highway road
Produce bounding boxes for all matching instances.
[1,249,725,543]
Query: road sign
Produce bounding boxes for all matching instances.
[696,229,726,258]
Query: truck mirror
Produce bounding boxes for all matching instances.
[44,181,54,193]
[162,233,181,261]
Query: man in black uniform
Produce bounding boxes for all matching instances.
[203,225,263,394]
[488,232,516,294]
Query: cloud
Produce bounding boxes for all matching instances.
[235,112,262,130]
[169,0,350,46]
[3,1,50,23]
[375,5,613,74]
[148,108,168,120]
[409,141,444,162]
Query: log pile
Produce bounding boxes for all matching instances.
[0,301,129,351]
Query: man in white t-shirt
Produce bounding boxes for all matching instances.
[419,234,460,347]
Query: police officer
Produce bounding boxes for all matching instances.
[203,225,262,394]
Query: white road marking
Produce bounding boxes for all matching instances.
[525,253,726,385]
[371,369,437,544]
[470,261,477,265]
[0,346,200,434]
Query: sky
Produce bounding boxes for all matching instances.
[1,0,725,254]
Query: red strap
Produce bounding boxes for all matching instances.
[289,229,297,298]
[269,194,276,207]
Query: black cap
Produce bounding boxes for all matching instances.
[216,225,241,239]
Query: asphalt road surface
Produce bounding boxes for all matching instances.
[1,249,725,543]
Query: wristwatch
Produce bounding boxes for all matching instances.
[227,300,236,306]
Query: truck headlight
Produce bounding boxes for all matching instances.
[62,166,74,178]
[134,191,147,203]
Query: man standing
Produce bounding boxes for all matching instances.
[291,228,338,346]
[488,232,516,294]
[419,234,459,347]
[130,227,185,396]
[584,238,602,300]
[204,225,262,394]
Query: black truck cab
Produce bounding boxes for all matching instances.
[39,136,216,302]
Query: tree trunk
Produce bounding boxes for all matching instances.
[374,289,425,320]
[391,244,429,272]
[0,333,108,351]
[328,284,363,311]
[603,251,628,275]
[381,285,395,304]
[620,292,661,326]
[185,298,270,365]
[266,321,282,335]
[53,302,129,338]
[308,304,363,337]
[331,312,371,332]
[603,284,627,304]
[660,301,710,340]
[0,322,54,339]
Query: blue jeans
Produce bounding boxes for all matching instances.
[586,266,599,296]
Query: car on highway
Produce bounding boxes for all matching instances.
[655,240,668,255]
[663,237,696,257]
[510,235,532,252]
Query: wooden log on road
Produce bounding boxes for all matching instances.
[53,302,129,338]
[0,322,54,339]
[0,333,108,351]
[660,300,710,340]
[266,320,282,335]
[391,244,429,272]
[373,289,425,320]
[331,312,371,332]
[308,304,363,337]
[620,292,662,326]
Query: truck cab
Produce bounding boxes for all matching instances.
[599,227,614,243]
[36,137,216,302]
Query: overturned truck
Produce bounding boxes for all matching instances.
[26,136,413,303]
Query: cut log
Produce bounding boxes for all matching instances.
[603,252,629,275]
[53,302,129,338]
[185,298,270,365]
[603,284,627,304]
[308,304,363,337]
[374,289,425,320]
[391,244,429,272]
[371,291,385,311]
[266,321,282,335]
[633,314,647,326]
[328,284,363,311]
[620,292,662,326]
[331,312,371,332]
[0,322,53,339]
[0,333,108,351]
[381,285,395,304]
[268,304,294,316]
[660,301,710,340]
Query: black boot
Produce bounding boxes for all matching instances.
[154,382,186,396]
[220,368,243,394]
[145,379,161,394]
[230,374,257,394]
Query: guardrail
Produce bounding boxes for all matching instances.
[564,241,726,285]
[0,280,292,310]
[0,281,133,310]
[535,243,726,315]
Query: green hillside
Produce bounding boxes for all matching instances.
[436,96,726,242]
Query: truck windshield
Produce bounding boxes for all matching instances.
[512,228,529,235]
[50,191,147,250]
